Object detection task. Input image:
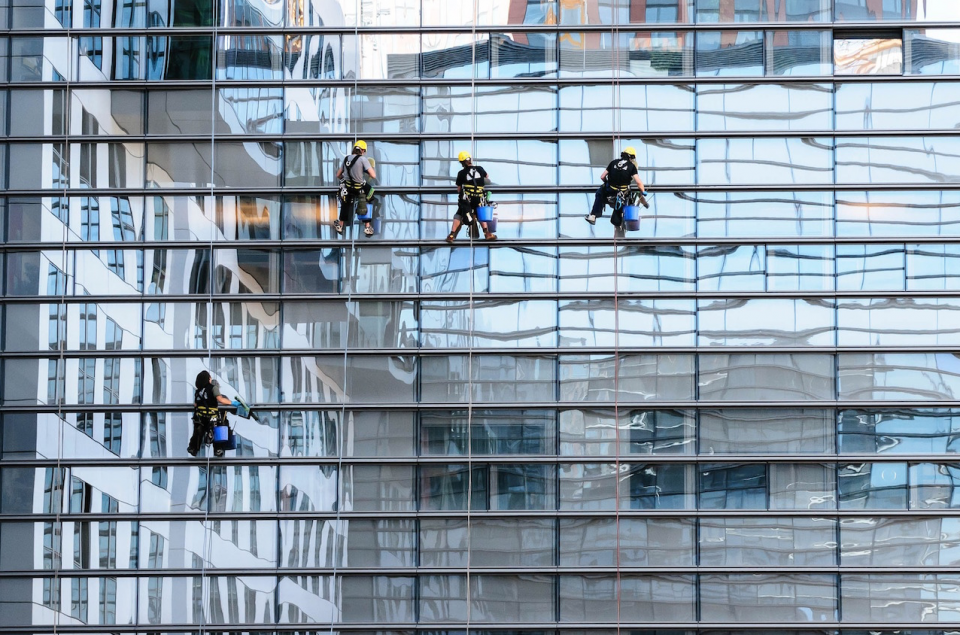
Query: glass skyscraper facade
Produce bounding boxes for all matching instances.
[5,0,960,629]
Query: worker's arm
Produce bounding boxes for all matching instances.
[633,173,646,193]
[365,166,377,180]
[599,169,609,183]
[336,166,344,179]
[216,395,232,406]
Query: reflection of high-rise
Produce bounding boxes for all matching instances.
[7,0,960,630]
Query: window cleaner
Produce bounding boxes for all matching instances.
[188,370,236,457]
[334,140,378,237]
[585,146,649,229]
[447,151,497,243]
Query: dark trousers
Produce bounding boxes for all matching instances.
[338,183,375,222]
[592,183,628,217]
[187,415,214,455]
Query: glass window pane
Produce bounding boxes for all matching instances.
[837,190,960,237]
[700,517,837,566]
[421,409,556,456]
[910,462,960,509]
[839,462,908,509]
[697,84,833,132]
[907,28,960,75]
[698,137,835,186]
[699,353,836,401]
[560,354,696,402]
[489,32,556,79]
[837,83,960,131]
[841,517,960,566]
[840,353,960,401]
[700,408,835,454]
[768,30,832,75]
[698,191,835,237]
[839,408,960,455]
[622,463,695,509]
[470,574,555,623]
[470,518,555,567]
[700,574,837,622]
[341,465,415,512]
[698,298,835,347]
[835,0,957,21]
[907,244,960,290]
[836,244,906,291]
[839,297,960,347]
[559,298,696,347]
[770,463,836,510]
[835,37,904,75]
[841,573,960,623]
[838,136,960,184]
[421,355,556,404]
[559,138,695,187]
[698,0,829,21]
[146,35,213,80]
[697,30,763,77]
[421,299,557,348]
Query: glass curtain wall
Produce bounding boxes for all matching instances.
[4,0,960,630]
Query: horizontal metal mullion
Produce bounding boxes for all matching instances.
[9,74,960,91]
[10,184,960,197]
[2,401,958,413]
[2,454,959,469]
[5,20,959,36]
[8,345,960,358]
[3,566,959,578]
[11,237,960,250]
[8,291,960,302]
[5,625,960,634]
[14,129,960,143]
[7,509,960,522]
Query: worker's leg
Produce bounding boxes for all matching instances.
[187,415,206,456]
[592,184,611,218]
[448,199,468,242]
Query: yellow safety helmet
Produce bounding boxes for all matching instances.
[354,140,367,152]
[458,150,471,162]
[622,146,637,157]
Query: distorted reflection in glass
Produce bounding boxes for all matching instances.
[839,353,960,401]
[700,517,837,567]
[700,408,835,454]
[698,353,836,401]
[698,298,836,347]
[146,35,213,80]
[10,37,72,82]
[839,462,908,509]
[907,244,960,290]
[839,408,960,454]
[698,137,834,186]
[907,28,960,75]
[699,574,837,622]
[834,37,903,75]
[698,84,832,131]
[767,30,832,75]
[696,30,763,77]
[837,82,960,131]
[698,0,828,21]
[421,32,489,78]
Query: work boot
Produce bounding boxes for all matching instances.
[333,220,343,235]
[364,225,374,237]
[484,231,497,241]
[584,214,596,225]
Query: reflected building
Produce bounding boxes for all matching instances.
[5,0,960,631]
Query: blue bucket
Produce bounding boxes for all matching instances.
[624,205,641,222]
[625,219,641,231]
[224,431,237,450]
[356,203,373,221]
[477,206,493,222]
[213,425,230,442]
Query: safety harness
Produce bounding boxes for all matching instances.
[342,154,365,192]
[461,166,486,198]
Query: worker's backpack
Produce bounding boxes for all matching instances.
[607,159,633,187]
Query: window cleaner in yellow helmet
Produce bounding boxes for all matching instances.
[334,140,378,237]
[585,146,649,229]
[446,151,497,243]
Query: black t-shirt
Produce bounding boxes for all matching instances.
[456,165,487,189]
[194,380,221,409]
[605,158,638,187]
